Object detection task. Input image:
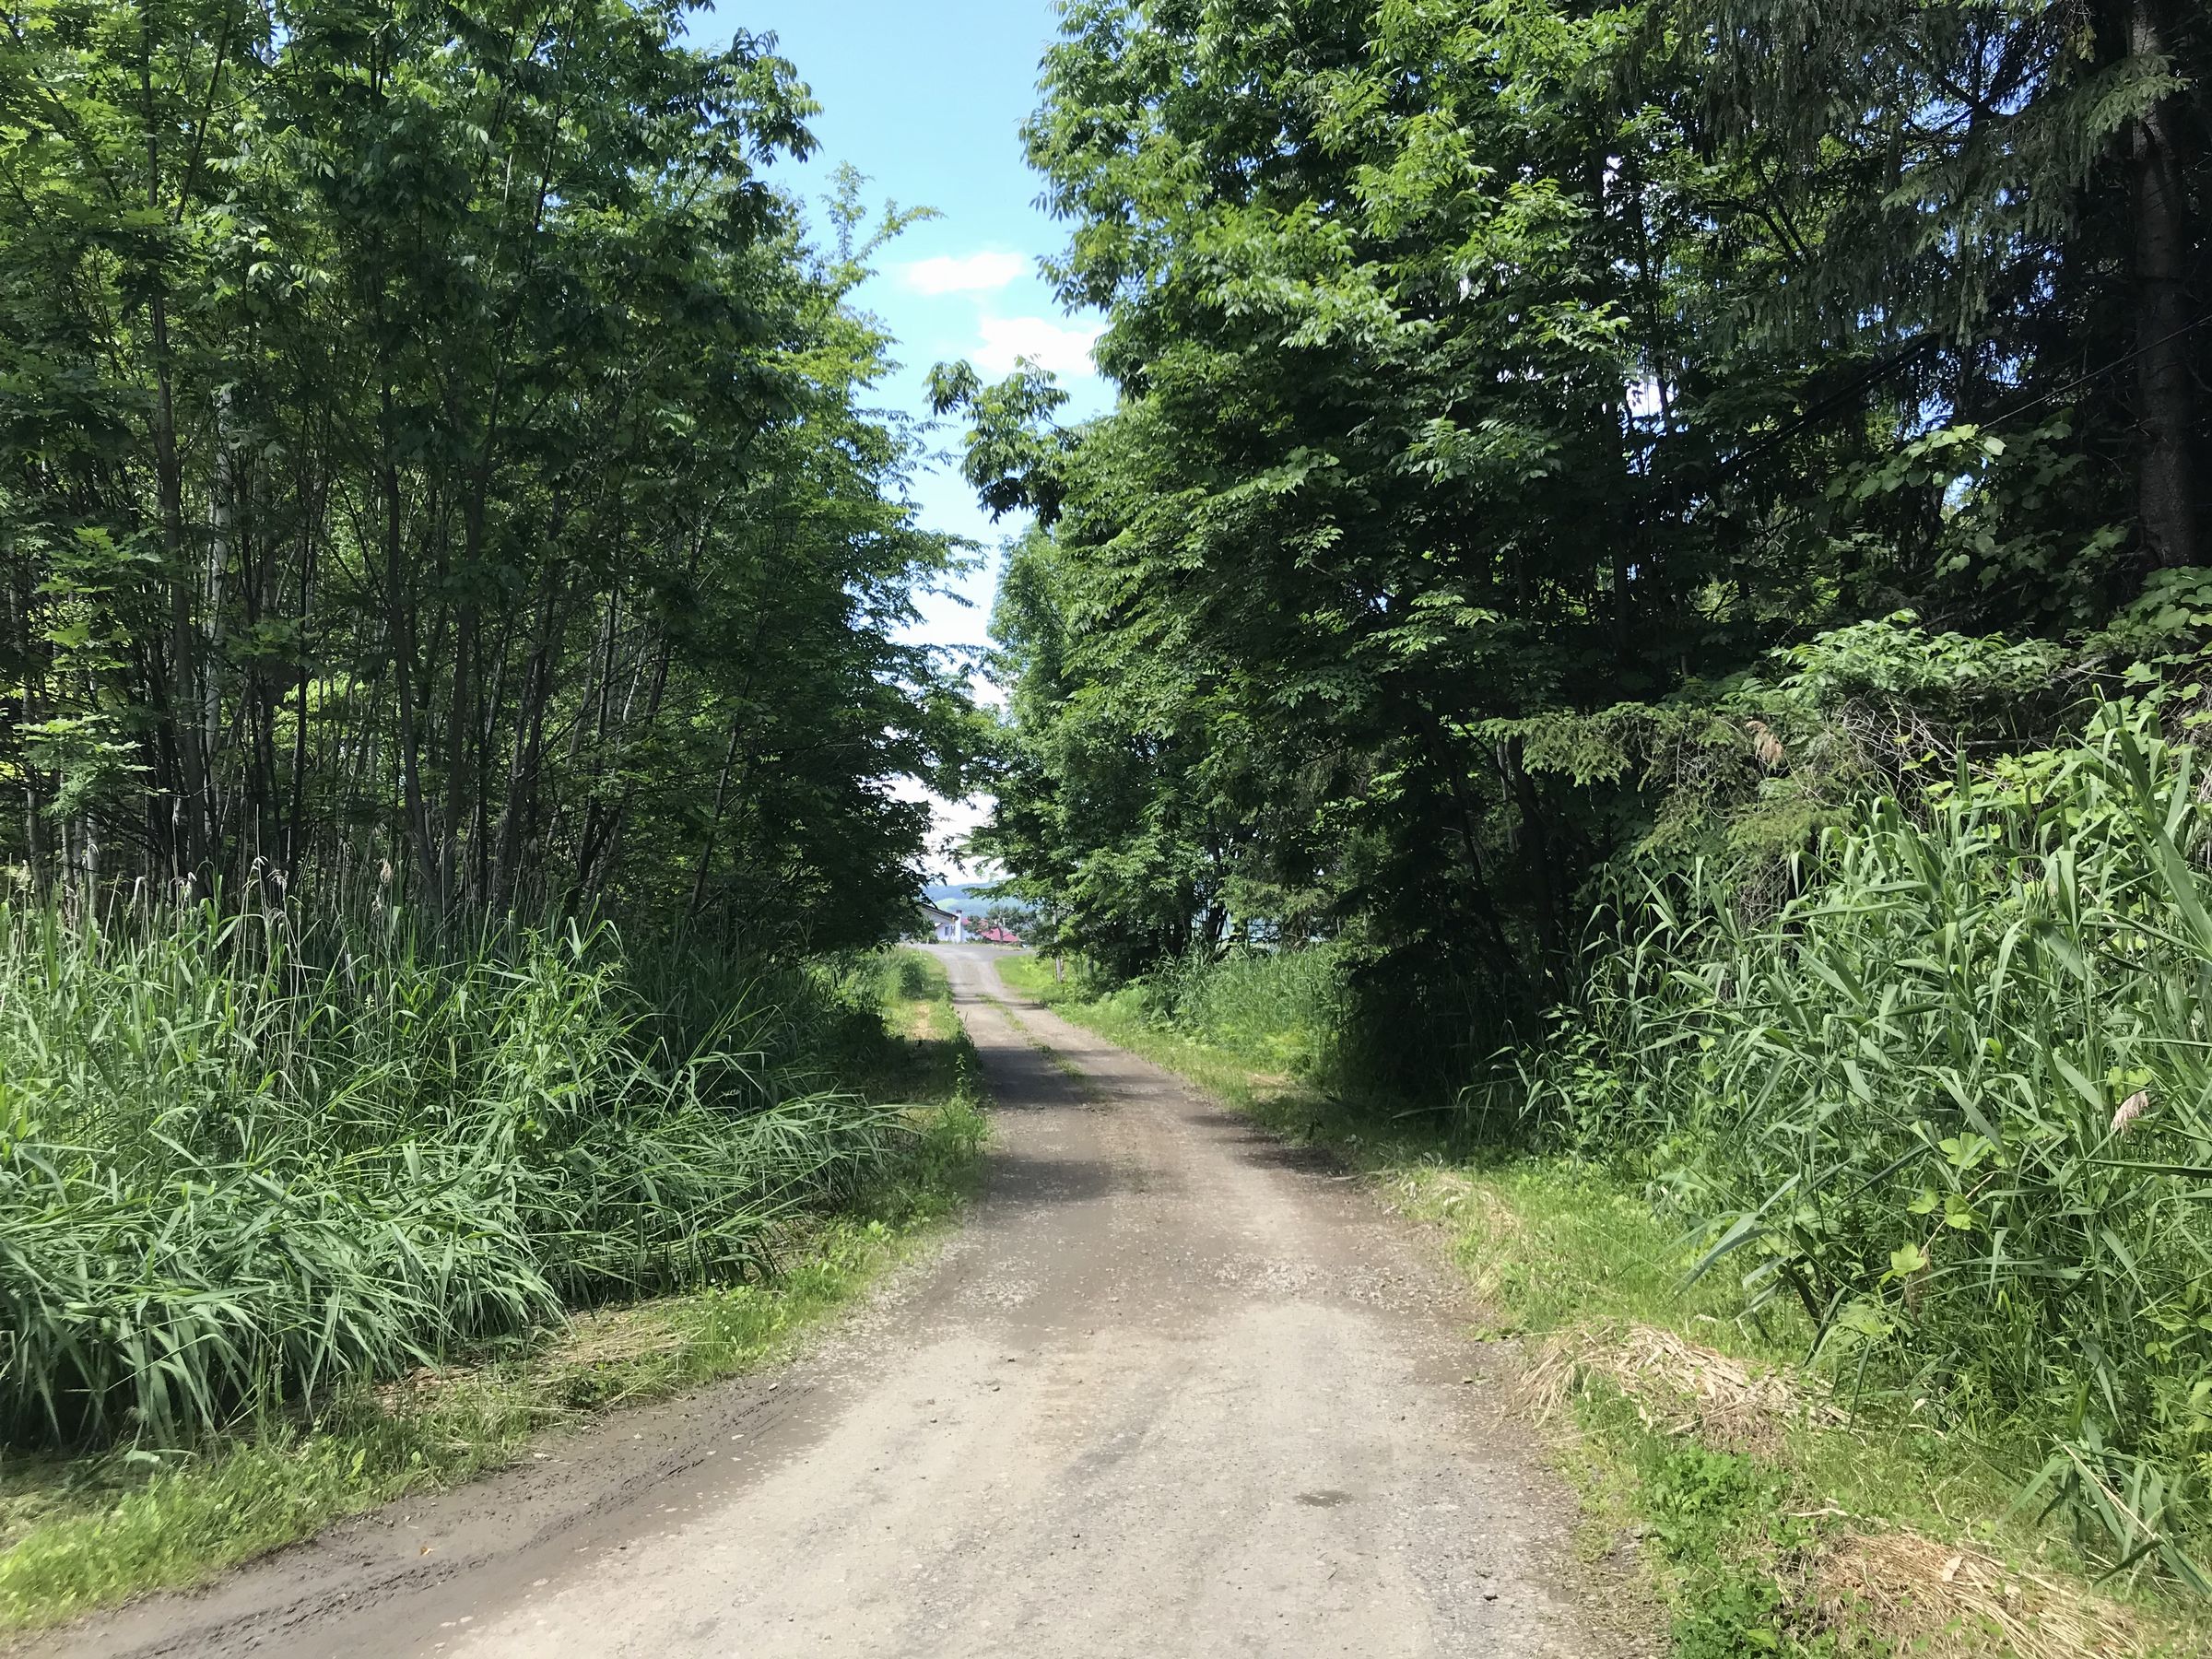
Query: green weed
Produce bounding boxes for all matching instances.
[1624,1429,1822,1659]
[0,904,924,1446]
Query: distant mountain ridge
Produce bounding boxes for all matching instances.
[923,881,1026,920]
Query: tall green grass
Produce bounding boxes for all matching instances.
[1535,703,2212,1582]
[0,902,910,1448]
[1107,945,1347,1083]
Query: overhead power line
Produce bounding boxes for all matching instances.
[1981,308,2212,431]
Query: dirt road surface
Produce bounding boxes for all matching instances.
[35,947,1642,1659]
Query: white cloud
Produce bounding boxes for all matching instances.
[972,315,1103,378]
[888,779,999,883]
[901,251,1030,295]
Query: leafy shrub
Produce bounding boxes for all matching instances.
[1128,945,1347,1082]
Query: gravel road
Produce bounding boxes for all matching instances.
[35,947,1645,1658]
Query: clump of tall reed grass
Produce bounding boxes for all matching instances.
[1531,702,2212,1583]
[1125,944,1347,1082]
[0,902,908,1448]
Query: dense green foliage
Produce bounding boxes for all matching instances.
[0,946,982,1630]
[0,902,922,1446]
[953,0,2212,1585]
[1,0,973,939]
[1533,702,2212,1583]
[958,0,2208,1060]
[1025,943,1349,1086]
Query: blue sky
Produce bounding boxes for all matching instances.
[692,0,1105,875]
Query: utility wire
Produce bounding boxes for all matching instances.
[1979,308,2212,431]
[1710,332,1941,484]
[1716,306,2212,552]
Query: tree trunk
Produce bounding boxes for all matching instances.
[2121,0,2203,570]
[9,562,52,895]
[439,595,477,912]
[685,716,747,921]
[151,299,212,885]
[382,386,438,902]
[1501,736,1562,988]
[285,525,318,883]
[488,563,566,911]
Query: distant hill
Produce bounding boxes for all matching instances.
[923,881,1030,921]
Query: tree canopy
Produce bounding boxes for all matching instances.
[948,0,2209,1068]
[1,0,976,947]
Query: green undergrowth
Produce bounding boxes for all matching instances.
[1534,706,2212,1592]
[0,947,985,1633]
[995,952,1314,1111]
[995,949,2208,1655]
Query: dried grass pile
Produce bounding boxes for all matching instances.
[1515,1320,1845,1457]
[1813,1529,2168,1659]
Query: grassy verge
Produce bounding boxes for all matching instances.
[0,947,985,1635]
[994,953,1295,1106]
[994,951,2207,1658]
